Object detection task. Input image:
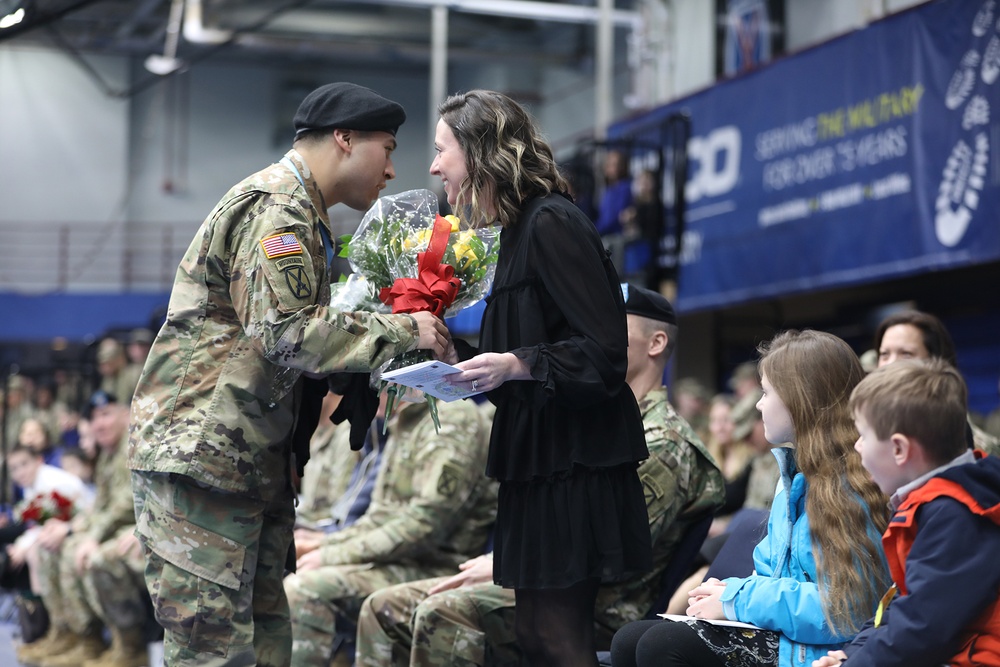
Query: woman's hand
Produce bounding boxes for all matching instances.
[446,352,530,393]
[685,577,727,621]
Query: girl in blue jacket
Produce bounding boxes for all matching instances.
[611,330,891,667]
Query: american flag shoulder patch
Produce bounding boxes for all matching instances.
[260,233,303,259]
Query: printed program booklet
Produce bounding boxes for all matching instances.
[657,613,762,630]
[380,360,481,402]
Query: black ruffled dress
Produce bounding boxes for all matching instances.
[475,192,652,590]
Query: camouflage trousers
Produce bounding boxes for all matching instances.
[132,471,295,667]
[284,562,455,667]
[87,525,149,630]
[36,533,103,635]
[354,579,519,667]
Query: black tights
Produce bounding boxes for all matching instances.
[514,578,600,667]
[610,619,728,667]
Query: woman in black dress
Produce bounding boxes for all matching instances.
[433,89,652,666]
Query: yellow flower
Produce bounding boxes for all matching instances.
[445,214,461,232]
[453,231,478,265]
[403,228,433,251]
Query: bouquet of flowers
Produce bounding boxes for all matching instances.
[14,490,75,525]
[338,188,500,429]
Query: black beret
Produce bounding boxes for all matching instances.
[622,283,677,325]
[85,389,118,418]
[294,82,406,138]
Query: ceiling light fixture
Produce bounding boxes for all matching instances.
[0,0,27,30]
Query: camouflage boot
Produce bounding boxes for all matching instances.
[36,630,106,667]
[15,626,76,664]
[82,626,148,667]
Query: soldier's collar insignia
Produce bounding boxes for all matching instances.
[260,233,303,259]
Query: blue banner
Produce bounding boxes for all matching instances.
[611,0,1000,312]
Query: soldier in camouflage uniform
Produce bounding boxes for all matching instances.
[17,391,137,667]
[295,392,354,530]
[354,284,725,666]
[127,83,453,667]
[285,395,497,666]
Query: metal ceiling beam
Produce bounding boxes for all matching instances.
[370,0,639,28]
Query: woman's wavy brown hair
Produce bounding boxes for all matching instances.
[437,90,568,229]
[758,330,891,635]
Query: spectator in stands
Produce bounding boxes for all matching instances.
[58,447,96,506]
[125,328,153,370]
[620,168,661,282]
[814,358,1000,667]
[727,360,762,400]
[611,330,891,667]
[705,394,753,490]
[96,338,142,406]
[2,445,89,591]
[874,310,1000,455]
[3,374,35,451]
[595,149,633,237]
[673,377,712,444]
[595,149,633,274]
[31,379,64,446]
[285,395,497,667]
[15,391,136,667]
[18,417,63,468]
[352,284,725,667]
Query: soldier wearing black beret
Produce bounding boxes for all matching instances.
[622,282,677,325]
[126,81,451,667]
[294,81,406,138]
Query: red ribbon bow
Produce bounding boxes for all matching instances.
[379,214,462,318]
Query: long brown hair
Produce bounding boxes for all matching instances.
[758,330,890,635]
[437,90,568,229]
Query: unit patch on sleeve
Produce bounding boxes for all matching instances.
[260,233,303,259]
[283,265,312,299]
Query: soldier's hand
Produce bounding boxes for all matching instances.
[6,543,26,568]
[410,311,451,359]
[294,530,323,558]
[427,553,494,595]
[116,531,141,558]
[296,548,323,572]
[74,537,100,574]
[36,519,70,551]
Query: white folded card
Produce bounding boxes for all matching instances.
[380,360,481,402]
[657,613,763,630]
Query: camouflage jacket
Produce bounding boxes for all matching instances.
[596,387,725,632]
[76,432,135,544]
[128,150,418,500]
[317,398,498,570]
[296,423,357,528]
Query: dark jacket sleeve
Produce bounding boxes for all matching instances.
[843,498,1000,667]
[511,204,628,407]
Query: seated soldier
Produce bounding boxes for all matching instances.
[353,284,725,666]
[15,391,137,667]
[286,390,498,666]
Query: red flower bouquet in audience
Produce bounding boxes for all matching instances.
[336,188,499,429]
[15,490,75,525]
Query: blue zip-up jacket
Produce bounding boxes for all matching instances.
[719,447,888,667]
